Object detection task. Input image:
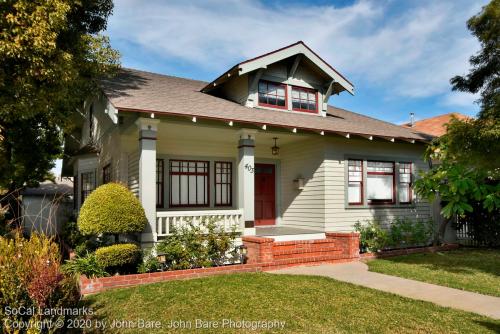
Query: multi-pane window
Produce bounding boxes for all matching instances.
[258,80,287,109]
[81,171,96,204]
[157,159,164,208]
[215,162,232,206]
[102,164,111,184]
[399,162,412,203]
[169,160,209,207]
[367,161,395,204]
[347,160,363,204]
[291,86,317,113]
[347,160,414,206]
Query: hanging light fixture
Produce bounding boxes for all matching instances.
[271,137,280,156]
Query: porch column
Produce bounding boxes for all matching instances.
[135,117,160,244]
[237,129,257,235]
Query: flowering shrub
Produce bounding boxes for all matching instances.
[388,218,434,248]
[156,217,239,270]
[0,232,79,333]
[137,248,162,273]
[62,252,109,278]
[354,220,389,253]
[355,218,435,253]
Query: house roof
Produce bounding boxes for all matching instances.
[402,113,470,137]
[22,179,73,197]
[100,68,430,142]
[201,41,354,95]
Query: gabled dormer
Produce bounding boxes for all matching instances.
[202,41,354,117]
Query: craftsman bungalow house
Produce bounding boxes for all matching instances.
[63,42,431,247]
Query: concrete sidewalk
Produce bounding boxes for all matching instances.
[270,262,500,319]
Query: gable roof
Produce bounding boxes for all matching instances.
[100,68,428,141]
[201,41,354,95]
[22,180,73,197]
[402,113,470,137]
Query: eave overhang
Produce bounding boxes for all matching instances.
[115,107,428,144]
[202,41,354,95]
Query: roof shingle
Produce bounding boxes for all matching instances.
[402,113,470,137]
[100,68,429,141]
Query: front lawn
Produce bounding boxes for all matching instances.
[85,273,500,333]
[367,248,500,297]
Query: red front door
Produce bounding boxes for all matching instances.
[254,163,276,226]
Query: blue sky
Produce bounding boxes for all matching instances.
[54,0,486,175]
[106,0,486,125]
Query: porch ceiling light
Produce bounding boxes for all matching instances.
[271,137,280,156]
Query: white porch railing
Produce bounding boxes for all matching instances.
[156,209,244,237]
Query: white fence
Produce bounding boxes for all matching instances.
[156,209,244,237]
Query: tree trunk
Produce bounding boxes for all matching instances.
[436,217,451,245]
[0,188,22,231]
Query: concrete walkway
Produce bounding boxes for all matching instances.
[270,262,500,319]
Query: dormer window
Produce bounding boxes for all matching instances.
[292,86,317,113]
[258,80,287,109]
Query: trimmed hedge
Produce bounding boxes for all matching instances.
[78,183,147,235]
[95,243,142,268]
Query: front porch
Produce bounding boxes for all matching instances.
[156,209,325,241]
[127,115,327,245]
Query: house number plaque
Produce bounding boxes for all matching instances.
[244,163,254,173]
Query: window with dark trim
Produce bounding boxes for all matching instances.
[258,80,287,109]
[156,159,164,208]
[215,161,232,206]
[366,161,395,204]
[291,86,317,113]
[102,164,111,184]
[81,171,96,204]
[398,162,412,203]
[169,160,209,207]
[347,160,363,204]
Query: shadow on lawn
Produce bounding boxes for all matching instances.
[378,248,500,277]
[71,298,108,334]
[474,320,500,333]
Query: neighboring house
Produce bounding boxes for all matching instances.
[402,112,470,137]
[21,179,73,236]
[402,113,471,243]
[63,41,432,247]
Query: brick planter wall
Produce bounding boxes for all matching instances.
[325,232,360,259]
[360,244,460,260]
[241,236,274,264]
[80,232,361,295]
[80,264,263,295]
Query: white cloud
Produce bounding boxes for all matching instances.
[108,0,487,99]
[441,91,479,108]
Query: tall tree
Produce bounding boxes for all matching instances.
[446,0,499,171]
[415,0,500,241]
[0,0,119,192]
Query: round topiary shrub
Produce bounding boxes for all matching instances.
[94,243,142,269]
[78,183,147,236]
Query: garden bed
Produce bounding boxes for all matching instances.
[360,244,459,259]
[80,233,360,295]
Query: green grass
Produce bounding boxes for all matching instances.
[367,249,500,297]
[85,273,500,333]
